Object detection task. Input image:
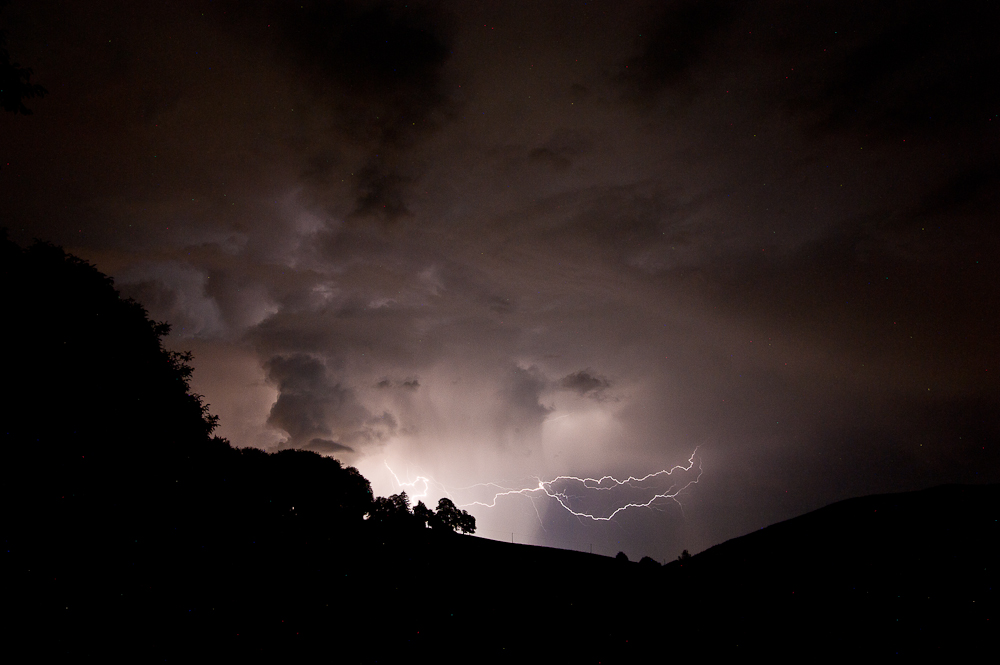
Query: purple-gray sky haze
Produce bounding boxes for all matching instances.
[3,0,998,560]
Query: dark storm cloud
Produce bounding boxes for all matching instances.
[376,378,420,390]
[261,0,454,223]
[527,147,571,172]
[265,354,359,443]
[115,262,225,338]
[777,1,1000,137]
[350,159,414,221]
[264,353,396,451]
[915,165,1000,220]
[618,0,738,100]
[559,369,611,399]
[249,297,429,369]
[616,1,1000,143]
[502,183,707,276]
[275,1,450,111]
[306,437,355,454]
[485,294,513,315]
[495,365,553,444]
[527,130,591,173]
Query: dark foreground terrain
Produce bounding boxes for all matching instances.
[8,483,996,662]
[4,236,997,662]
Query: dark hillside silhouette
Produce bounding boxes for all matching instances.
[0,2,47,115]
[670,483,998,658]
[3,234,995,662]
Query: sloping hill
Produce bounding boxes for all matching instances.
[692,483,997,573]
[671,484,998,658]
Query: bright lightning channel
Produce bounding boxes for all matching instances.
[383,461,437,504]
[385,448,702,522]
[461,448,702,521]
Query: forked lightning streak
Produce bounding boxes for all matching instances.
[386,448,702,522]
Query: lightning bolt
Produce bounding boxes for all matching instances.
[384,448,702,523]
[460,449,702,521]
[383,461,448,505]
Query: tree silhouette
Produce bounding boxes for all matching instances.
[3,234,221,515]
[639,555,661,569]
[368,491,418,529]
[367,493,476,534]
[433,497,476,534]
[3,234,380,538]
[264,448,373,524]
[0,2,47,115]
[413,500,436,529]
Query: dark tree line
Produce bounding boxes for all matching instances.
[2,232,472,542]
[4,234,224,526]
[369,491,476,534]
[1,1,47,115]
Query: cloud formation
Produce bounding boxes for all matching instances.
[264,354,395,453]
[559,369,612,399]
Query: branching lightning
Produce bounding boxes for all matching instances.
[383,461,434,504]
[384,448,702,522]
[459,448,702,521]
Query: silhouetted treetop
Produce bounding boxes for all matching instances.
[4,232,375,533]
[0,3,47,114]
[366,492,476,534]
[433,497,476,534]
[368,491,417,529]
[639,555,661,569]
[3,233,221,509]
[413,500,435,528]
[259,448,373,522]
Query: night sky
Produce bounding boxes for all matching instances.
[3,0,998,561]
